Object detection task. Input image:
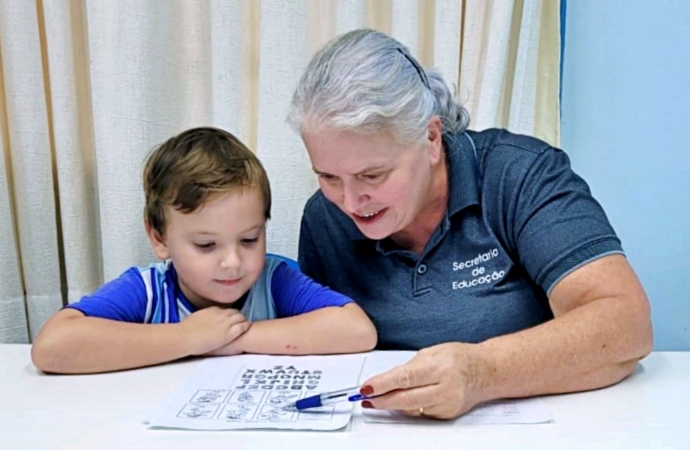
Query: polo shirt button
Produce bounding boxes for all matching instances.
[417,264,427,275]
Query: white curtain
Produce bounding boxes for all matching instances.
[0,0,561,343]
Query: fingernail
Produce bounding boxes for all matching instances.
[361,401,373,409]
[360,385,374,396]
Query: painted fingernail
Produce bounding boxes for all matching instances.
[360,385,374,396]
[361,401,373,409]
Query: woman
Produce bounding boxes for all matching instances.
[287,29,652,419]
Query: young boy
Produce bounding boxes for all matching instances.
[31,127,377,374]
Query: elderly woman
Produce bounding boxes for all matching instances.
[287,29,652,419]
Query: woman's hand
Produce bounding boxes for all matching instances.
[360,342,491,420]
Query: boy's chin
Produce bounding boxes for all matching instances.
[206,298,243,308]
[189,295,245,310]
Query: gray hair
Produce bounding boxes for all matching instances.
[287,29,470,145]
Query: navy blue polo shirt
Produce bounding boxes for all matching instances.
[299,129,624,350]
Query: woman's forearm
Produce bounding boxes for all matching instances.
[475,295,652,402]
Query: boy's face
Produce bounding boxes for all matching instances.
[147,187,267,310]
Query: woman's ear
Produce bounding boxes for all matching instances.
[426,116,444,164]
[145,221,170,260]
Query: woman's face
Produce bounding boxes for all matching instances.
[302,119,443,241]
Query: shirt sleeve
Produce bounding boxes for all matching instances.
[64,268,148,322]
[510,148,624,294]
[271,261,352,317]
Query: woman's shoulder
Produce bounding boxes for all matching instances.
[468,128,554,157]
[302,190,365,239]
[303,189,329,213]
[463,128,572,188]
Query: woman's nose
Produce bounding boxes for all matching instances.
[342,183,367,212]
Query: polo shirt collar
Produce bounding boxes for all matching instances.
[445,131,481,217]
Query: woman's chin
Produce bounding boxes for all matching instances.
[355,222,394,241]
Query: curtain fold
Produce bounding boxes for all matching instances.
[1,0,62,341]
[0,0,561,343]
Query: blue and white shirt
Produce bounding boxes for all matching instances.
[67,256,352,323]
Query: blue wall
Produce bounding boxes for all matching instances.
[561,0,690,350]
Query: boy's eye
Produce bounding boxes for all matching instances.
[241,238,259,245]
[195,242,215,249]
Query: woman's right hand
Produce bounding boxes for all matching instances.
[359,342,490,419]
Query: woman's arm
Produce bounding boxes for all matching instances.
[209,303,377,355]
[478,254,652,397]
[361,254,652,419]
[31,306,249,374]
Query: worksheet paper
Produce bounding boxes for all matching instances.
[146,351,552,431]
[146,354,365,431]
[360,352,554,425]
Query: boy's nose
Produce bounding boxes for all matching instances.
[220,249,241,270]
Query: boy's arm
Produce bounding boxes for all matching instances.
[32,308,190,373]
[31,306,249,374]
[209,262,377,356]
[211,303,376,356]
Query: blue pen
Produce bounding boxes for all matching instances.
[282,386,370,411]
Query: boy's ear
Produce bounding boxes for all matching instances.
[145,221,170,260]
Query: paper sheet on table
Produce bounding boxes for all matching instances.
[361,351,553,425]
[146,354,365,431]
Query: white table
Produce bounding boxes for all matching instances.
[1,345,687,449]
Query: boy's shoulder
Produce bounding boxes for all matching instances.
[265,254,299,271]
[116,261,174,294]
[135,260,173,276]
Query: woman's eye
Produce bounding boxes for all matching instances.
[319,174,337,181]
[362,172,386,182]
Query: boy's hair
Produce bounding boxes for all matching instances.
[143,127,271,234]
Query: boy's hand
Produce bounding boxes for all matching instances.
[204,325,251,356]
[180,307,250,356]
